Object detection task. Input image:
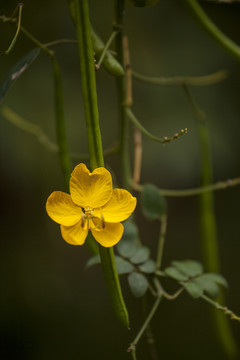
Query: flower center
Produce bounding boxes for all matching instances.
[81,207,105,230]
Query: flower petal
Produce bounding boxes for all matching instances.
[70,163,113,208]
[95,189,137,223]
[46,191,82,226]
[91,221,124,247]
[61,221,88,245]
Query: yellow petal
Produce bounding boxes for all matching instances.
[91,221,124,247]
[95,189,137,223]
[70,163,113,208]
[61,221,88,245]
[46,191,82,226]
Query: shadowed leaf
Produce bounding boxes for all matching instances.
[128,272,148,298]
[114,256,134,275]
[0,48,40,103]
[141,184,167,220]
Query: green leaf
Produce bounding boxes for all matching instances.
[114,256,134,275]
[183,281,203,298]
[171,260,203,278]
[0,48,40,104]
[194,276,219,298]
[138,259,156,273]
[128,272,149,298]
[130,247,150,264]
[117,222,139,258]
[85,255,101,269]
[122,222,139,241]
[203,273,228,288]
[141,184,167,220]
[164,266,189,281]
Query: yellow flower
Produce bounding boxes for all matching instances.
[46,163,137,247]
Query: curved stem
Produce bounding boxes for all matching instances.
[126,108,187,144]
[132,177,240,197]
[73,0,129,329]
[132,69,228,87]
[184,0,240,62]
[5,3,23,54]
[0,15,53,57]
[96,29,119,69]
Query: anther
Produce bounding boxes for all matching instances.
[81,214,85,228]
[101,214,105,229]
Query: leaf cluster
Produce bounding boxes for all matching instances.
[164,260,228,299]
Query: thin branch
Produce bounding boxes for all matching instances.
[5,3,23,54]
[127,296,162,354]
[126,108,187,144]
[153,278,184,301]
[0,14,54,57]
[132,177,240,197]
[201,294,240,321]
[44,39,77,47]
[184,0,240,63]
[96,29,119,69]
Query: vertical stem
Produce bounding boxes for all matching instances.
[115,0,132,190]
[72,0,129,329]
[156,214,167,270]
[141,295,159,360]
[198,113,238,359]
[183,85,238,358]
[51,56,72,189]
[128,296,162,353]
[73,0,104,170]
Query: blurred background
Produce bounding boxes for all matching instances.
[1,1,240,359]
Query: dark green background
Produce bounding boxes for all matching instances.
[1,1,240,359]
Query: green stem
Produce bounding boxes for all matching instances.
[73,0,129,328]
[156,214,167,270]
[128,296,162,354]
[132,69,228,87]
[20,26,54,57]
[131,350,137,360]
[126,108,187,144]
[73,0,103,170]
[44,39,77,47]
[184,0,240,62]
[201,295,240,322]
[96,29,119,69]
[184,84,238,358]
[51,57,72,189]
[98,245,129,327]
[132,177,240,197]
[115,0,132,190]
[0,15,53,57]
[141,295,159,360]
[5,3,23,54]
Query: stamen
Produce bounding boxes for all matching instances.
[81,214,85,228]
[101,214,105,229]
